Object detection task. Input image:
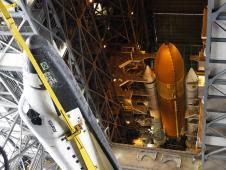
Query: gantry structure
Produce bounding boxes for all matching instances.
[202,0,226,168]
[0,0,152,169]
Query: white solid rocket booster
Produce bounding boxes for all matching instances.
[186,68,199,112]
[143,65,160,119]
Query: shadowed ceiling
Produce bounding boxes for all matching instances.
[152,0,207,45]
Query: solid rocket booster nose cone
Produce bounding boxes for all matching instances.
[186,68,198,106]
[155,42,185,138]
[26,34,46,49]
[143,65,155,83]
[186,68,198,83]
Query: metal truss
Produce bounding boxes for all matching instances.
[0,0,151,169]
[202,0,226,168]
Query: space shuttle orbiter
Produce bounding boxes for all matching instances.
[18,35,120,170]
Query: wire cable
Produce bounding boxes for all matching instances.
[0,146,9,170]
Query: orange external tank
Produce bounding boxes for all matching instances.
[155,43,185,138]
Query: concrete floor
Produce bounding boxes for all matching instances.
[204,159,226,170]
[111,143,226,170]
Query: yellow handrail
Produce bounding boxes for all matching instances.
[0,1,96,169]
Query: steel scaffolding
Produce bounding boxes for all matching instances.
[0,0,151,169]
[202,0,226,168]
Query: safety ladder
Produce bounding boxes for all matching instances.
[0,1,97,169]
[202,0,226,168]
